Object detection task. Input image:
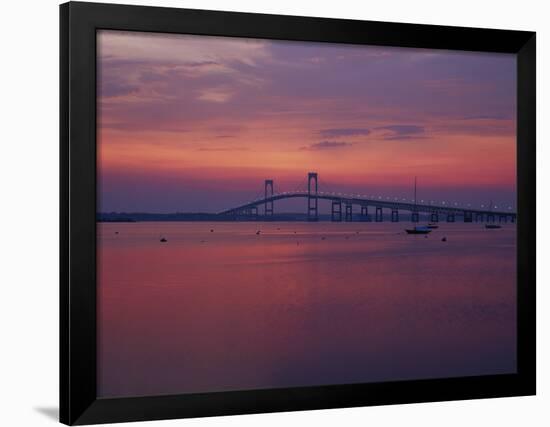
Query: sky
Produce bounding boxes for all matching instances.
[97,30,517,213]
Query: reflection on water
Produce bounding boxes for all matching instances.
[97,221,516,398]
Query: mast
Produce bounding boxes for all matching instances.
[414,176,417,210]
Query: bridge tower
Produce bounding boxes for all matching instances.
[360,206,370,221]
[331,201,342,222]
[391,208,399,222]
[375,206,383,222]
[307,172,318,221]
[264,179,274,216]
[345,203,353,222]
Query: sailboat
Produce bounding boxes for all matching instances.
[485,199,502,229]
[406,225,432,234]
[405,177,432,235]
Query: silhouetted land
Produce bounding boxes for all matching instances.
[99,212,308,222]
[97,212,434,222]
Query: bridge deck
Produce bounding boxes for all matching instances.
[219,192,515,218]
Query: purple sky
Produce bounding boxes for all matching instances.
[98,31,516,213]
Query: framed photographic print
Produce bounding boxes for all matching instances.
[60,1,536,425]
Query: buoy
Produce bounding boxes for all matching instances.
[256,230,261,235]
[442,237,447,242]
[210,229,214,232]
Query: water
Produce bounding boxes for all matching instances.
[97,221,516,398]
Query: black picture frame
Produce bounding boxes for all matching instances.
[60,1,536,425]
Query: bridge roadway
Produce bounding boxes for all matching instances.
[218,191,516,222]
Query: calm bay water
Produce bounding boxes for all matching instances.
[98,221,516,398]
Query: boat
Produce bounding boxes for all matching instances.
[427,223,439,229]
[405,178,431,234]
[405,226,432,235]
[484,200,502,229]
[160,237,167,242]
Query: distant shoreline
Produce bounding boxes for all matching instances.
[97,212,440,223]
[98,214,331,222]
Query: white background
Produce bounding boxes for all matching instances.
[0,0,547,425]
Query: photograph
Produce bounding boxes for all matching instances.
[97,29,518,398]
[0,0,544,426]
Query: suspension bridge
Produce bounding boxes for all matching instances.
[218,172,516,223]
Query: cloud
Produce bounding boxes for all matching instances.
[462,114,512,120]
[300,141,352,150]
[319,128,371,138]
[376,125,427,140]
[435,122,514,137]
[197,87,233,103]
[98,30,270,67]
[100,81,139,98]
[198,146,249,152]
